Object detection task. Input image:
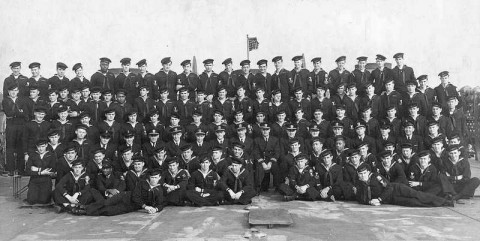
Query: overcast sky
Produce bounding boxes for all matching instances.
[1,0,479,90]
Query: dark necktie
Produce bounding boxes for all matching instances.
[145,100,149,116]
[95,102,99,121]
[166,73,171,89]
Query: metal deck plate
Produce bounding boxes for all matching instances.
[248,209,294,228]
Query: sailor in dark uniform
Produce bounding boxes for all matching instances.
[391,53,415,96]
[271,56,291,102]
[328,56,351,95]
[355,165,453,207]
[162,157,189,206]
[198,59,220,102]
[27,62,49,99]
[279,153,319,201]
[219,157,256,205]
[369,54,392,95]
[290,56,312,97]
[440,145,480,201]
[90,57,115,92]
[3,84,29,175]
[310,57,328,98]
[3,62,30,97]
[48,62,70,91]
[351,56,371,97]
[186,157,223,207]
[178,60,200,101]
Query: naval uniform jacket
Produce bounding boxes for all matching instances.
[3,74,30,97]
[375,161,408,185]
[187,169,221,193]
[48,75,70,91]
[131,180,165,211]
[198,71,220,97]
[219,167,254,193]
[26,151,57,183]
[3,96,29,125]
[178,72,200,99]
[55,171,91,197]
[369,67,393,95]
[125,169,148,191]
[96,172,126,196]
[271,69,291,100]
[391,65,415,95]
[290,68,312,96]
[91,71,115,92]
[315,163,343,189]
[407,164,440,192]
[154,69,178,100]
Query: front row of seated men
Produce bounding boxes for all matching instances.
[278,145,479,207]
[25,135,479,216]
[56,155,255,216]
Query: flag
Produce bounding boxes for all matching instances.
[248,37,259,51]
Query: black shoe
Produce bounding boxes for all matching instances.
[53,205,64,213]
[284,195,296,201]
[444,199,455,207]
[71,207,86,215]
[64,205,74,213]
[444,193,454,201]
[453,194,463,201]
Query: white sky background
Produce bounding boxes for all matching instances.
[1,0,480,91]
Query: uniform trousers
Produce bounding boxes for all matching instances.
[165,187,187,206]
[278,183,319,200]
[257,161,281,191]
[5,121,24,172]
[27,177,52,204]
[315,183,350,200]
[53,188,100,206]
[223,188,256,205]
[440,176,480,199]
[186,190,224,207]
[85,191,135,216]
[391,183,448,207]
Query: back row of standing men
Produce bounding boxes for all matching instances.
[3,53,460,108]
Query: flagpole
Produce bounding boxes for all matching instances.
[246,34,249,60]
[302,53,306,69]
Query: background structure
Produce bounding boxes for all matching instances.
[0,0,480,90]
